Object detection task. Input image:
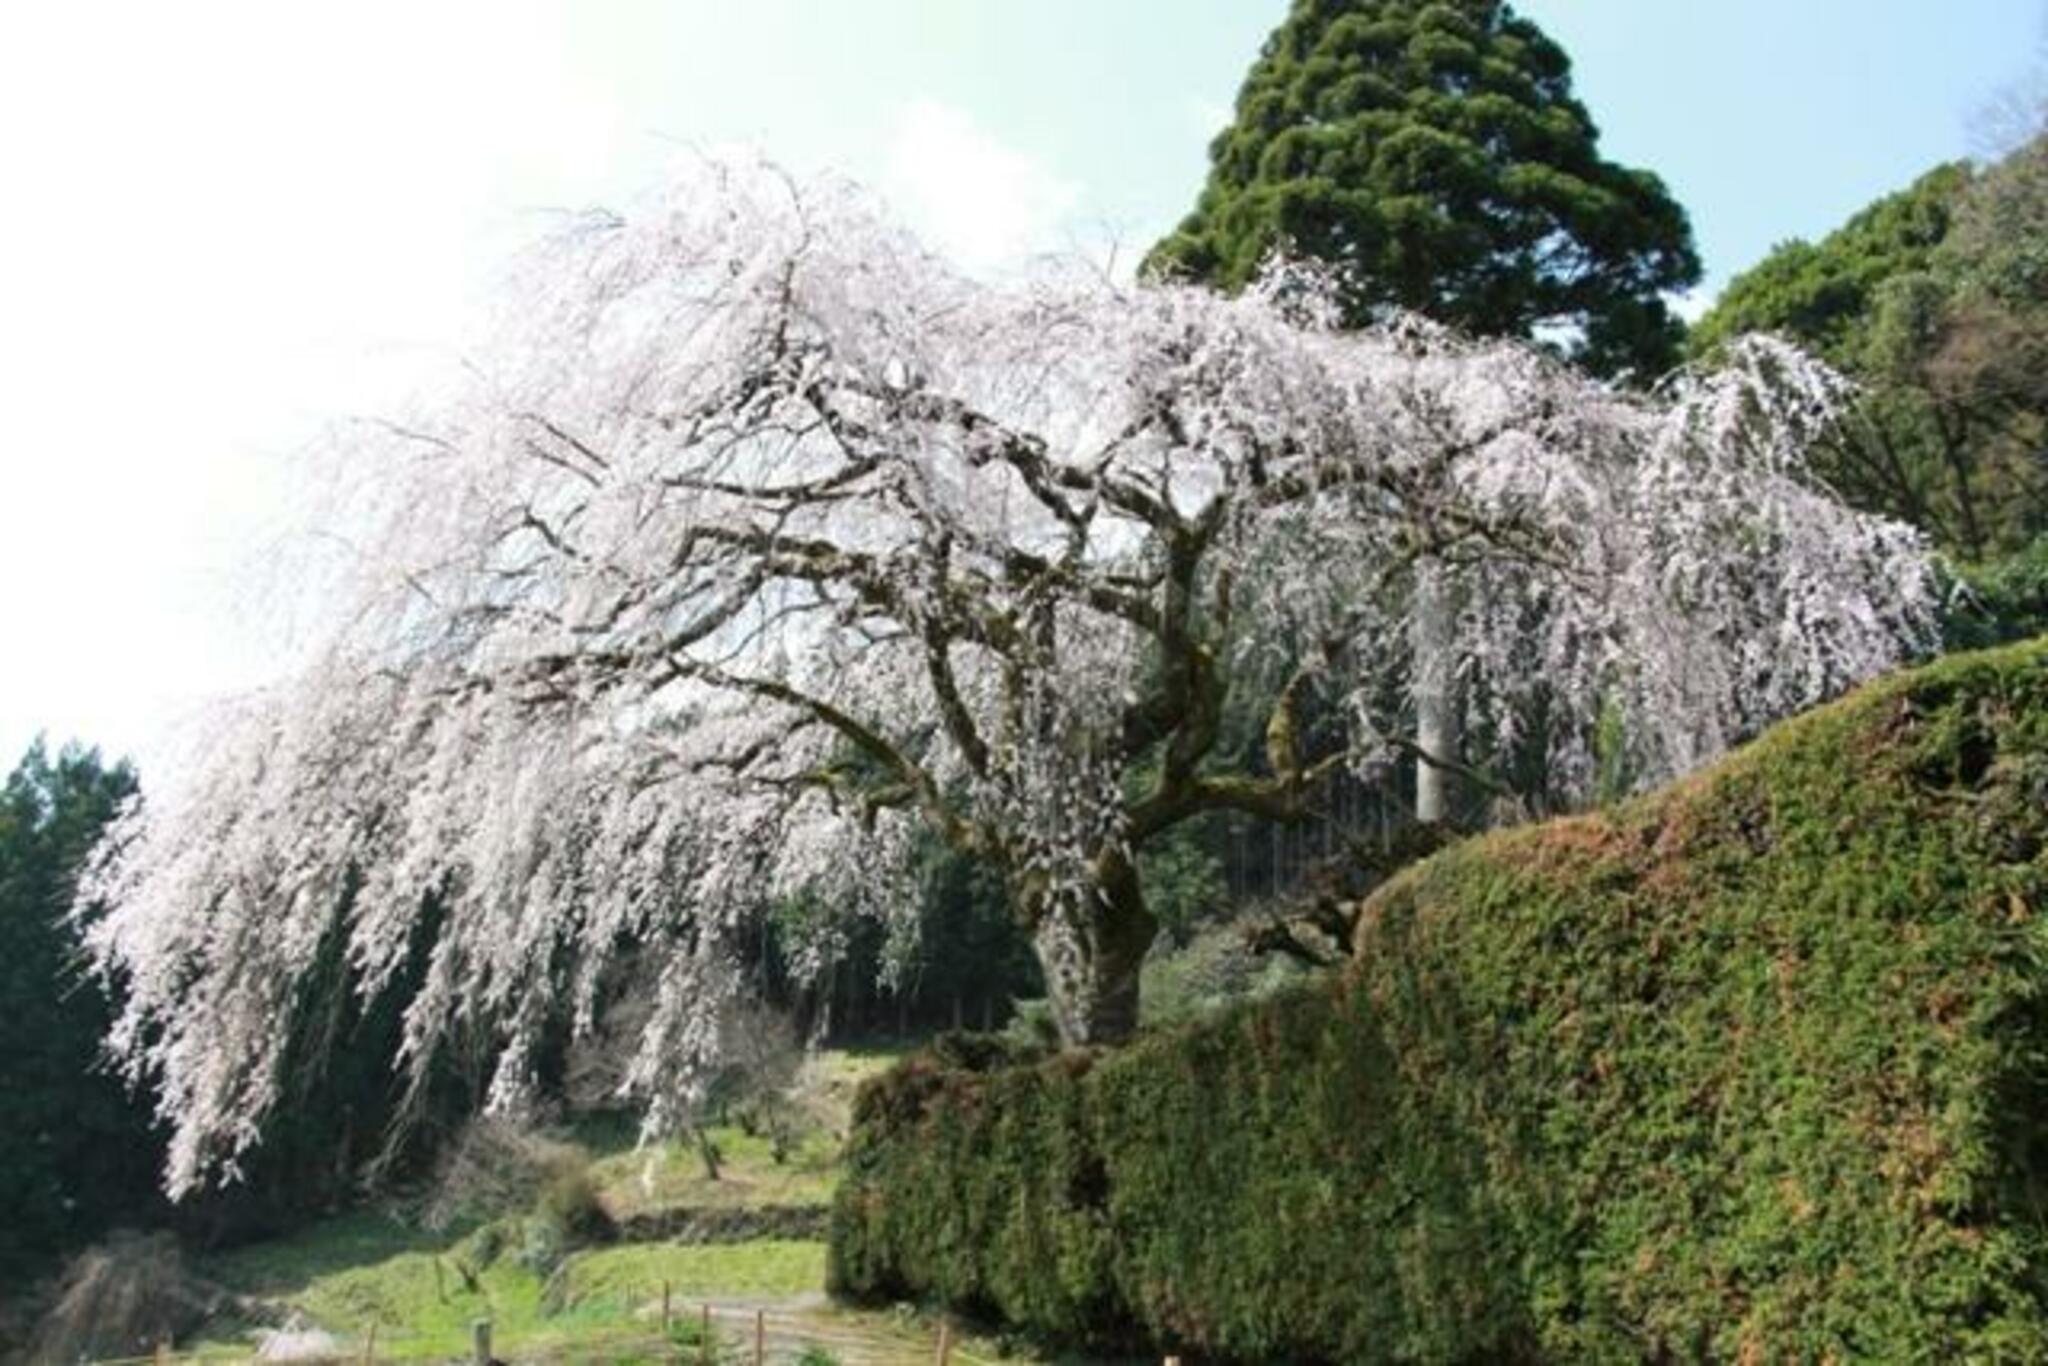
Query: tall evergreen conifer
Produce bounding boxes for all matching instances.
[1148,0,1701,378]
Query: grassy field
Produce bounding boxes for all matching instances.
[580,1045,904,1219]
[178,1045,1044,1362]
[191,1207,1033,1362]
[194,1219,829,1359]
[583,1123,840,1218]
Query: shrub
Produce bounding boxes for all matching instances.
[459,1218,509,1268]
[25,1232,226,1365]
[420,1118,590,1232]
[535,1165,615,1247]
[832,637,2048,1362]
[514,1210,569,1282]
[517,1166,617,1291]
[1138,910,1307,1027]
[998,999,1061,1057]
[666,1313,736,1363]
[1946,536,2048,651]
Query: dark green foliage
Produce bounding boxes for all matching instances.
[832,638,2048,1361]
[1139,907,1311,1028]
[1689,163,1969,369]
[535,1164,615,1248]
[761,837,1042,1040]
[182,890,491,1247]
[1946,537,2048,652]
[0,741,163,1285]
[520,1163,616,1281]
[1147,0,1701,379]
[0,739,488,1286]
[896,840,1045,1029]
[1692,144,2048,558]
[667,1313,738,1364]
[1134,823,1227,936]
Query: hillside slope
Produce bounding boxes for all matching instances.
[832,637,2048,1362]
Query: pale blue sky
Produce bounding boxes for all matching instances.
[0,1,2041,767]
[571,0,2044,294]
[1526,1,2044,295]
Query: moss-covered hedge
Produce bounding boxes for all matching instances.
[829,638,2048,1362]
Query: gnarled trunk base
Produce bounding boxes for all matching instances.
[1022,856,1159,1048]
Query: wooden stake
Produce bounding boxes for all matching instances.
[470,1317,491,1365]
[661,1280,672,1333]
[700,1304,712,1365]
[936,1319,952,1364]
[362,1323,377,1364]
[754,1307,766,1365]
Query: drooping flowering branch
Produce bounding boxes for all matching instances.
[82,163,1935,1196]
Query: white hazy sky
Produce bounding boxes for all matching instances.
[0,1,2040,770]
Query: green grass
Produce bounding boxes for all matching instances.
[811,1043,915,1091]
[585,1125,841,1217]
[205,1207,445,1293]
[183,1048,935,1360]
[191,1216,1033,1363]
[565,1240,826,1303]
[195,1218,829,1360]
[572,1046,914,1219]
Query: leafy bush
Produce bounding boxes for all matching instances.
[1137,910,1306,1028]
[1136,826,1229,934]
[535,1165,615,1247]
[666,1312,736,1363]
[514,1210,569,1282]
[1946,536,2048,650]
[517,1167,616,1290]
[832,637,2048,1362]
[456,1218,509,1269]
[998,999,1060,1056]
[25,1232,223,1365]
[419,1118,589,1232]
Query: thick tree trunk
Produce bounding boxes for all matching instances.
[1024,852,1159,1048]
[1413,557,1460,825]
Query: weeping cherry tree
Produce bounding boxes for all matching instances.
[82,163,1936,1196]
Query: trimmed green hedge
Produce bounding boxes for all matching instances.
[830,637,2048,1362]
